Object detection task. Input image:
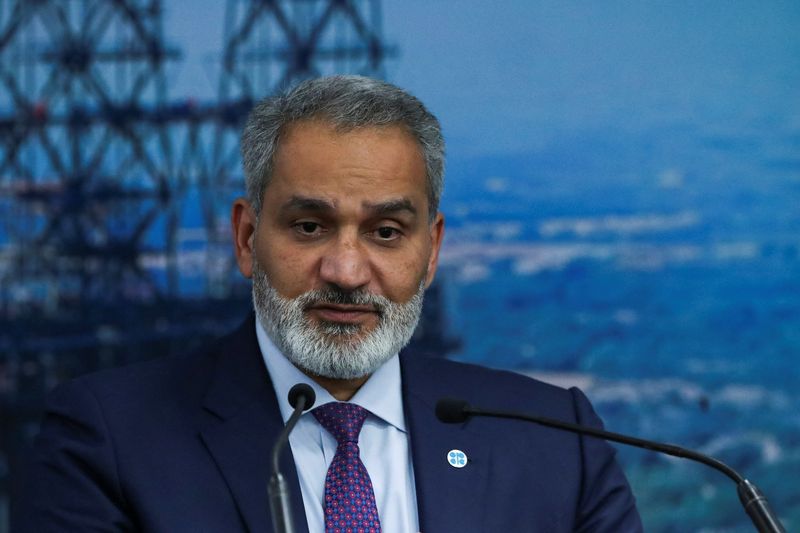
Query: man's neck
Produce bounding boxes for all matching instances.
[306,373,369,401]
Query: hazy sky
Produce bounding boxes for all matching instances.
[165,1,800,158]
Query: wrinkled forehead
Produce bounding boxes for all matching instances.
[264,120,429,213]
[277,117,421,152]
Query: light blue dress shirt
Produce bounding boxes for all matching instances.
[256,321,420,533]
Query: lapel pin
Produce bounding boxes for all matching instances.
[447,449,468,468]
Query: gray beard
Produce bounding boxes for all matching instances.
[251,261,426,380]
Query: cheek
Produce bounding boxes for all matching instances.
[376,252,429,302]
[255,238,318,295]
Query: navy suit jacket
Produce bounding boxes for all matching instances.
[18,315,642,532]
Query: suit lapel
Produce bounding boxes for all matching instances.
[402,355,491,533]
[199,316,308,533]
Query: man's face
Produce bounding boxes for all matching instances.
[234,120,444,379]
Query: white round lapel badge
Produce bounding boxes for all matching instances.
[447,449,468,468]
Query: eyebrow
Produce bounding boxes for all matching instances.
[363,198,418,217]
[280,195,336,213]
[280,195,418,218]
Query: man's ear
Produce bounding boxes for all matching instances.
[231,198,257,278]
[424,212,445,288]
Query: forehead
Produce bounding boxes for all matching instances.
[265,120,428,208]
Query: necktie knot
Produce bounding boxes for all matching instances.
[313,402,369,445]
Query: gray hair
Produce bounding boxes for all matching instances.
[240,75,445,221]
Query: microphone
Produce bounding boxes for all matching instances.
[269,383,316,533]
[435,397,786,533]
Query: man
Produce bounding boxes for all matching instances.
[18,76,642,532]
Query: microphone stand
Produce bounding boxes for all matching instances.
[437,399,786,533]
[269,384,315,533]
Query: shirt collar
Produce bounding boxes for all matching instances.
[255,318,407,433]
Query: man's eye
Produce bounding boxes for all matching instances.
[374,227,401,240]
[295,222,322,235]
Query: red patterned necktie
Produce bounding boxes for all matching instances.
[313,402,382,533]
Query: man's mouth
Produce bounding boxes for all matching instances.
[306,303,380,324]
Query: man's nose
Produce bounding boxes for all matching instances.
[319,235,371,291]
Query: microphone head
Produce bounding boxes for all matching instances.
[436,397,471,424]
[288,383,316,411]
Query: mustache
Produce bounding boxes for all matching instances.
[297,287,390,312]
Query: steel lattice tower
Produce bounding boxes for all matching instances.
[0,0,395,314]
[0,0,183,313]
[220,0,391,100]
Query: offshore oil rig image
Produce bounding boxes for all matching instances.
[0,0,457,524]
